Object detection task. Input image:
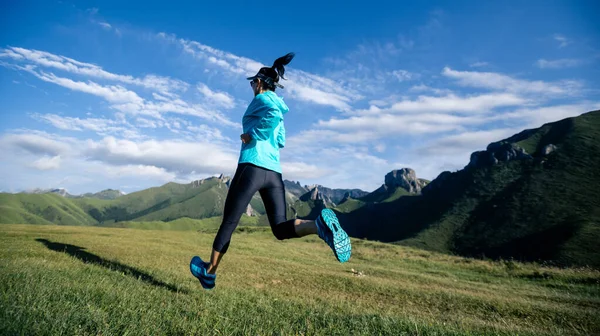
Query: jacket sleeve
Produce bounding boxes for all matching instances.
[247,107,281,141]
[277,122,286,148]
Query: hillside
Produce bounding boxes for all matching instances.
[2,224,598,335]
[334,168,426,214]
[0,176,340,227]
[1,176,268,225]
[283,180,309,199]
[81,189,125,200]
[341,110,600,268]
[0,193,97,226]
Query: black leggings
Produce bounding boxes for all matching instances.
[213,163,298,254]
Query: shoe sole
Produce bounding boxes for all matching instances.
[190,256,215,290]
[320,209,352,263]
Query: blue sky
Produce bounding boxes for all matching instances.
[1,0,599,194]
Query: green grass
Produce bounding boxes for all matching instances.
[1,224,598,335]
[293,199,323,218]
[101,215,261,232]
[335,198,367,213]
[382,187,413,203]
[359,187,413,203]
[335,187,414,214]
[513,125,551,155]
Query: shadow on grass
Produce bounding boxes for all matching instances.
[36,238,186,294]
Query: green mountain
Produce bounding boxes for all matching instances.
[289,184,370,220]
[21,188,75,198]
[81,189,125,200]
[334,168,428,214]
[74,176,269,223]
[0,175,331,228]
[0,193,97,226]
[0,176,268,226]
[340,110,600,268]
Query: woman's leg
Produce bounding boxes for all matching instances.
[260,170,352,263]
[293,219,318,236]
[209,164,263,273]
[259,171,318,238]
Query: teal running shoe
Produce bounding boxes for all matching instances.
[190,256,216,290]
[316,209,351,263]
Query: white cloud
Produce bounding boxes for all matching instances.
[0,132,73,156]
[391,69,416,82]
[33,71,144,105]
[2,49,243,126]
[197,83,235,109]
[122,98,240,127]
[33,113,111,131]
[282,145,397,192]
[374,144,386,153]
[98,22,112,30]
[420,128,518,156]
[536,58,583,69]
[32,113,144,139]
[469,62,489,68]
[320,113,479,132]
[280,161,332,180]
[289,113,474,146]
[359,93,526,115]
[83,136,238,175]
[9,64,240,127]
[160,33,263,75]
[187,124,227,142]
[30,155,62,170]
[101,164,177,181]
[285,83,354,112]
[1,131,242,178]
[158,33,363,111]
[553,34,572,48]
[409,84,453,95]
[442,67,582,95]
[1,47,188,95]
[151,93,171,101]
[489,102,600,128]
[135,118,160,128]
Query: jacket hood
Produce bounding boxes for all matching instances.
[260,91,289,115]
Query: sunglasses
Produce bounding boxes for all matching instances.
[249,78,258,86]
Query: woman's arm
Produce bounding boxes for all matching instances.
[276,122,285,148]
[247,107,281,142]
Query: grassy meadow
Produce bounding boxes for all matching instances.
[1,224,599,335]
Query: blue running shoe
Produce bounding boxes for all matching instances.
[316,209,352,263]
[190,256,216,290]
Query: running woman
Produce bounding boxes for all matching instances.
[190,53,352,289]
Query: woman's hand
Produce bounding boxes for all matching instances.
[240,133,252,144]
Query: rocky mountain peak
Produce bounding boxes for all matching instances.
[190,179,205,188]
[384,168,427,194]
[190,174,231,188]
[49,188,69,197]
[309,186,322,201]
[468,142,533,169]
[543,144,558,155]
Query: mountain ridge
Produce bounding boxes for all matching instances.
[339,110,600,268]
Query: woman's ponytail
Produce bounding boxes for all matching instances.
[271,52,295,80]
